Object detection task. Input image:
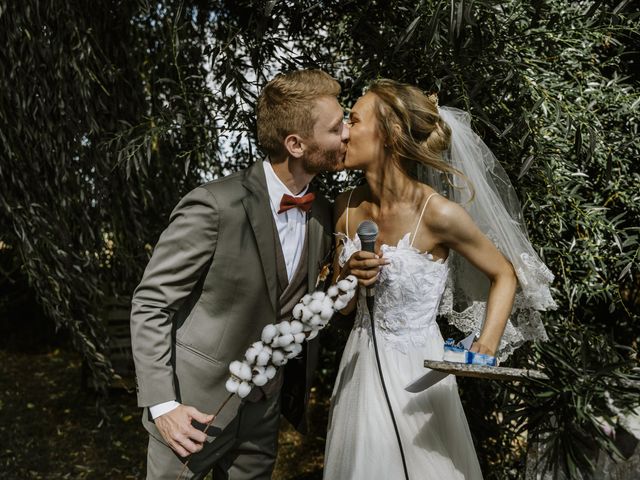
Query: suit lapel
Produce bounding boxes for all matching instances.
[241,163,278,313]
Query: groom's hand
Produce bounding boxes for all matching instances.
[155,405,214,457]
[343,251,388,287]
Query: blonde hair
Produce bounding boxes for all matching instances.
[367,79,472,194]
[257,69,341,158]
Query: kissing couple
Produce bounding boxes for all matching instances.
[131,68,555,479]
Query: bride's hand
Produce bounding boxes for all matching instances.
[341,250,388,287]
[469,340,496,357]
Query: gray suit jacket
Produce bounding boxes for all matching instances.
[130,162,333,438]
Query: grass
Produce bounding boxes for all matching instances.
[0,347,328,479]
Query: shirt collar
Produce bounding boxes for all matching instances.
[262,160,309,212]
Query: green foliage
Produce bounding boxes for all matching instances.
[506,323,639,478]
[0,0,638,477]
[0,0,222,405]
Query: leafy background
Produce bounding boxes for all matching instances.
[1,1,638,478]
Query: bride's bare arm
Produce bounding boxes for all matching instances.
[428,197,517,357]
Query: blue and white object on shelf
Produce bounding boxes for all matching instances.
[404,331,500,392]
[442,337,497,367]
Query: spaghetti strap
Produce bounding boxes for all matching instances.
[410,193,438,247]
[345,188,355,239]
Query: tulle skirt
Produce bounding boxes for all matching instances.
[323,324,483,480]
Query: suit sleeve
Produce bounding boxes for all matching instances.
[130,186,219,407]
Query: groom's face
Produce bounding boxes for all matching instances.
[300,96,349,174]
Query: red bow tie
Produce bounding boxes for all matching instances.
[278,192,315,214]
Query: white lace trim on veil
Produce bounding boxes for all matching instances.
[431,107,556,361]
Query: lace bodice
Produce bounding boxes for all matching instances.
[338,232,449,353]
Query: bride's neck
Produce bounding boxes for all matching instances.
[364,161,422,210]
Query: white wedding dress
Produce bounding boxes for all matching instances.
[323,194,483,480]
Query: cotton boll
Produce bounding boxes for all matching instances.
[311,291,325,301]
[292,303,304,320]
[238,362,253,381]
[261,324,278,344]
[229,360,244,378]
[308,299,323,314]
[253,374,269,387]
[283,343,297,353]
[276,334,294,348]
[252,367,268,387]
[327,285,339,298]
[320,303,334,321]
[333,298,347,311]
[237,382,252,398]
[271,334,292,349]
[293,332,306,344]
[301,306,313,322]
[284,343,302,359]
[301,294,312,305]
[245,346,259,364]
[289,320,304,334]
[225,377,240,393]
[256,346,272,366]
[255,354,270,368]
[342,275,357,289]
[337,279,351,291]
[310,314,324,328]
[272,349,286,366]
[265,365,277,380]
[277,321,292,336]
[253,373,268,386]
[338,293,352,303]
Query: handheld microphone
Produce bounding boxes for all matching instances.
[356,220,379,311]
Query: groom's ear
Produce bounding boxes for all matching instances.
[283,133,305,158]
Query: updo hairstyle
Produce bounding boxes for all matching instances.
[367,79,470,193]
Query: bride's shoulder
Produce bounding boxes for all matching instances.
[422,193,469,234]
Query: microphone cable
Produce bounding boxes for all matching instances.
[366,296,410,480]
[358,220,410,480]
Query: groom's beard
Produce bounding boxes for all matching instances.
[301,141,345,175]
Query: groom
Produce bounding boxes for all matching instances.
[130,69,349,479]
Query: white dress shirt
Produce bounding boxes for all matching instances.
[262,159,308,280]
[149,160,309,419]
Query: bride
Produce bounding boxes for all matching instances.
[323,79,555,479]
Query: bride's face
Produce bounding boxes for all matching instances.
[344,92,387,170]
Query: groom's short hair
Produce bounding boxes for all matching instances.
[257,69,341,159]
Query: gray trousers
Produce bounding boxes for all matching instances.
[146,393,281,480]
